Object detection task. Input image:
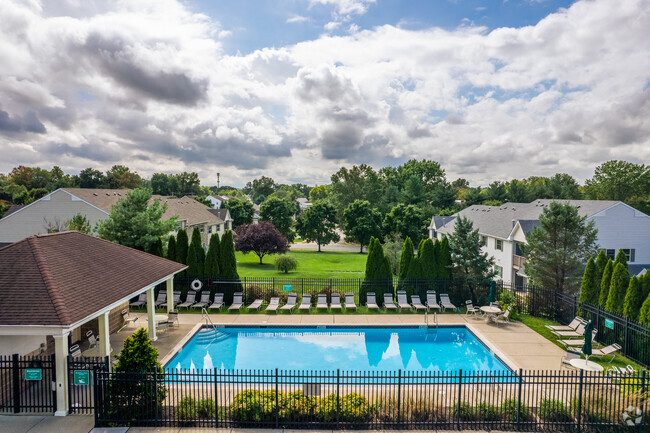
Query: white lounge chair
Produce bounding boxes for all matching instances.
[426,291,441,312]
[168,311,179,327]
[439,294,457,312]
[69,344,82,357]
[345,294,357,310]
[229,292,244,310]
[465,300,480,317]
[130,293,146,308]
[280,294,297,312]
[411,295,426,311]
[330,294,342,310]
[552,322,585,338]
[154,292,167,307]
[384,293,398,310]
[208,293,224,310]
[608,365,635,376]
[121,309,138,327]
[86,330,98,348]
[587,343,621,363]
[546,317,585,332]
[247,299,263,311]
[396,291,412,310]
[162,291,181,309]
[558,330,597,347]
[316,294,328,310]
[298,294,312,311]
[192,291,211,309]
[366,292,379,310]
[265,297,280,312]
[177,292,197,309]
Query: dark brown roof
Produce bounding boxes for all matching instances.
[0,231,186,327]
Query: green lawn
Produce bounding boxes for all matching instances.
[519,315,643,371]
[236,250,367,279]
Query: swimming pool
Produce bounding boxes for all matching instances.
[165,326,512,374]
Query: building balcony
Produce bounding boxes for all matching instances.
[513,254,526,270]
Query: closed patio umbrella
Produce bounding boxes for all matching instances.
[487,281,496,304]
[582,321,593,361]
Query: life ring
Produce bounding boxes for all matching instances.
[622,406,642,426]
[191,279,203,291]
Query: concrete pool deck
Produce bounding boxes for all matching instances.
[109,312,565,371]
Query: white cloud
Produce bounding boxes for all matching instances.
[0,0,648,188]
[309,0,376,16]
[287,15,309,24]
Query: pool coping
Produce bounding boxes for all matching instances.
[161,323,520,374]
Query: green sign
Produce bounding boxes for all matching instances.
[283,285,292,291]
[605,319,614,330]
[24,368,42,381]
[73,370,90,386]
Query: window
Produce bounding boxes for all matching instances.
[208,226,212,234]
[495,265,503,278]
[199,225,204,233]
[604,249,616,260]
[603,248,636,262]
[495,239,503,251]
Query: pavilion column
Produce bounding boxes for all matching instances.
[166,278,174,314]
[53,332,70,416]
[98,311,111,358]
[146,287,157,341]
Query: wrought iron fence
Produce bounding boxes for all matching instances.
[94,368,648,430]
[67,356,109,414]
[0,354,55,413]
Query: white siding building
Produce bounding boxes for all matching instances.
[429,200,650,287]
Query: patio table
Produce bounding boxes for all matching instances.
[569,359,603,372]
[479,306,502,323]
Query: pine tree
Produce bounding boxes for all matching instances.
[176,229,189,265]
[219,230,238,279]
[437,236,452,278]
[364,237,382,280]
[594,250,607,283]
[398,237,414,281]
[614,249,628,269]
[579,257,599,305]
[186,227,205,278]
[623,276,644,320]
[204,233,221,278]
[419,238,437,281]
[417,239,425,259]
[598,260,613,307]
[606,262,630,314]
[166,235,177,262]
[639,290,650,326]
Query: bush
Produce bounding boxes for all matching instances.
[275,255,298,274]
[572,393,617,424]
[499,291,520,320]
[452,402,474,421]
[537,399,572,422]
[178,397,197,422]
[230,390,276,423]
[501,398,531,422]
[198,398,216,418]
[475,402,499,421]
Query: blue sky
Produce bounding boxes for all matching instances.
[189,0,577,55]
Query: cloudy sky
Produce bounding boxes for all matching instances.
[0,0,648,187]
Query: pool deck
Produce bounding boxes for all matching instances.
[106,312,565,372]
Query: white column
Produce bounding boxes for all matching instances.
[146,287,157,341]
[53,332,70,416]
[166,278,174,314]
[98,311,111,358]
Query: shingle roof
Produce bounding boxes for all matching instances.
[208,209,230,221]
[3,204,24,217]
[437,200,621,239]
[0,231,186,327]
[429,216,456,229]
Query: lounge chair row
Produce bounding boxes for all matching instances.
[365,290,458,312]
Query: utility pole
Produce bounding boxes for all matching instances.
[217,172,220,189]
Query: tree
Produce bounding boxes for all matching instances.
[484,181,507,203]
[309,185,329,203]
[295,201,339,252]
[579,257,599,305]
[522,202,598,293]
[147,237,164,257]
[175,172,201,196]
[66,213,91,234]
[276,255,298,274]
[186,227,205,277]
[598,260,613,307]
[437,236,452,278]
[219,230,239,279]
[506,179,532,203]
[594,250,608,284]
[605,263,630,314]
[330,164,382,220]
[614,249,628,269]
[547,173,582,199]
[246,176,277,204]
[342,200,382,253]
[398,237,414,281]
[640,290,650,326]
[175,229,189,265]
[151,173,170,195]
[260,196,296,242]
[448,216,496,284]
[623,276,644,320]
[585,160,649,203]
[166,235,177,262]
[382,204,427,244]
[362,237,392,305]
[204,233,221,278]
[105,165,142,189]
[418,238,437,280]
[96,189,176,252]
[234,222,289,264]
[224,198,254,227]
[78,168,105,188]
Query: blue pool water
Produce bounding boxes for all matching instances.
[165,326,511,374]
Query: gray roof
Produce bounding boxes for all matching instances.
[436,199,621,239]
[429,215,456,229]
[208,209,231,221]
[629,264,650,277]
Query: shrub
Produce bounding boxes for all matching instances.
[571,393,617,424]
[198,398,216,418]
[501,398,531,422]
[537,399,572,422]
[178,397,197,422]
[275,255,298,274]
[452,402,474,421]
[499,290,520,320]
[230,390,276,423]
[475,402,499,421]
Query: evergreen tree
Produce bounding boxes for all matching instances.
[432,239,441,277]
[639,290,650,326]
[579,257,599,305]
[398,237,414,281]
[598,260,613,307]
[363,237,393,305]
[641,273,650,305]
[417,239,425,259]
[614,249,628,269]
[606,262,630,313]
[186,227,205,277]
[147,238,164,257]
[437,236,452,278]
[204,233,221,278]
[166,235,177,262]
[594,250,608,283]
[623,276,644,320]
[448,216,496,284]
[364,237,382,280]
[176,229,189,265]
[419,238,437,280]
[219,230,238,279]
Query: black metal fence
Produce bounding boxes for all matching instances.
[67,356,109,414]
[94,368,648,430]
[0,354,55,413]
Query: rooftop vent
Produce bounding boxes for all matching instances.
[93,193,97,196]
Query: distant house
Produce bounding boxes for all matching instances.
[430,200,650,287]
[296,197,312,211]
[0,188,231,247]
[206,194,229,209]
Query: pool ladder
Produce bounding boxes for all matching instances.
[425,311,438,328]
[199,308,229,343]
[201,308,217,330]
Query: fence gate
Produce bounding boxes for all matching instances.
[0,354,56,414]
[67,356,109,414]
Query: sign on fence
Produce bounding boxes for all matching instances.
[24,368,42,381]
[283,284,292,291]
[605,319,614,330]
[73,370,90,386]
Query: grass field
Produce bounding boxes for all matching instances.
[236,249,367,279]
